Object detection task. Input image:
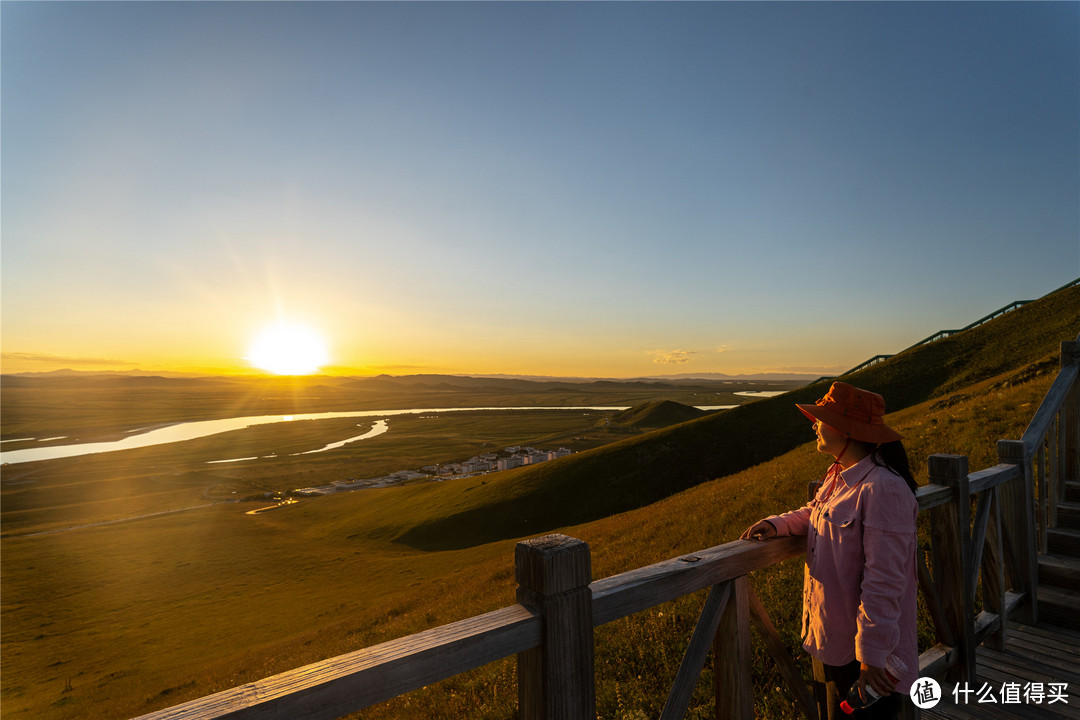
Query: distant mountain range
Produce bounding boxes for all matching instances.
[337,373,805,394]
[2,368,231,379]
[464,372,822,382]
[2,368,821,383]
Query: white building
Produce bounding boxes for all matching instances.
[497,455,525,471]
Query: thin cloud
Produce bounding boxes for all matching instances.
[648,349,699,365]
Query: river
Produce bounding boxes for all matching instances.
[1,405,740,466]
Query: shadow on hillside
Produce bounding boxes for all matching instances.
[398,497,590,551]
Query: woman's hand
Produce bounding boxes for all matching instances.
[859,662,897,697]
[740,520,777,540]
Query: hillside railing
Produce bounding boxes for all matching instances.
[135,339,1079,720]
[839,277,1079,378]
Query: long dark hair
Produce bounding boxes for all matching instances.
[871,440,918,495]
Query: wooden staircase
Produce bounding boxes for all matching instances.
[1038,479,1080,630]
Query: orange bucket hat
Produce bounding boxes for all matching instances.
[796,381,902,444]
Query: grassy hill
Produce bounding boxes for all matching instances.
[608,400,710,429]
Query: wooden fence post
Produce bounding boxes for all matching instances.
[997,439,1039,625]
[516,534,595,720]
[713,575,753,720]
[980,488,1007,651]
[927,454,975,686]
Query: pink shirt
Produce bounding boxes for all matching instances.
[767,455,919,693]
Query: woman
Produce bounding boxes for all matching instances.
[741,381,919,720]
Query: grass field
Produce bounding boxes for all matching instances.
[2,285,1078,720]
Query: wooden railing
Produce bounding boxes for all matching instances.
[1015,338,1080,558]
[135,339,1080,720]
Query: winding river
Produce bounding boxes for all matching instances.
[0,407,625,465]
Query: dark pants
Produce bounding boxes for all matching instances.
[812,658,902,720]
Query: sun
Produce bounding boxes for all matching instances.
[247,321,330,375]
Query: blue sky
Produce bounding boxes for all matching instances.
[2,1,1078,377]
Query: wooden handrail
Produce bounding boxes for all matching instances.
[590,535,803,626]
[916,482,957,510]
[1022,362,1079,456]
[134,605,541,720]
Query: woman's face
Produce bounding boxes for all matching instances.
[814,420,849,459]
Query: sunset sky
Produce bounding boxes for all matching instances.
[3,1,1078,378]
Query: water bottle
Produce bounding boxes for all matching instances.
[840,655,907,715]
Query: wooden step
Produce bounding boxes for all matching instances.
[1038,585,1080,631]
[1047,527,1080,558]
[1039,553,1080,590]
[1066,482,1080,504]
[1056,500,1080,531]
